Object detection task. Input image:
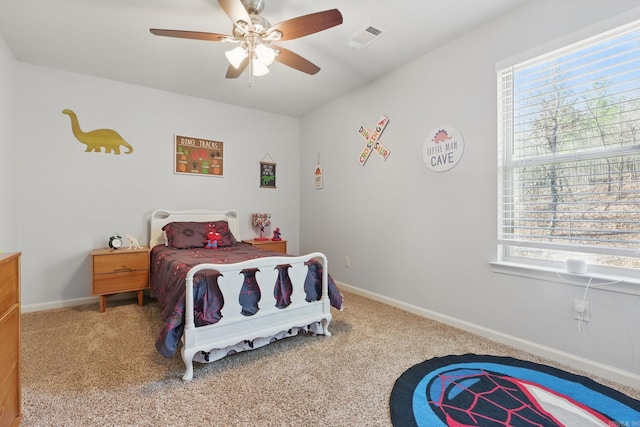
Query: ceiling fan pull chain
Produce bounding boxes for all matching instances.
[249,54,254,87]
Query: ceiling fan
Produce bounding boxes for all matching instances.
[150,0,343,85]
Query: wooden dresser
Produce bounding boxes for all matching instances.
[0,252,21,427]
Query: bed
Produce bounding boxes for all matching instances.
[148,209,343,380]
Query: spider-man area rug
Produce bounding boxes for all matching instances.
[389,354,640,427]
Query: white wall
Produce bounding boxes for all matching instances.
[0,33,17,251]
[300,0,640,382]
[16,64,300,310]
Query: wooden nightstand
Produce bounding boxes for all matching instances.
[242,239,287,254]
[90,247,150,312]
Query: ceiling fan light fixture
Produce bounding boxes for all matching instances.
[225,46,248,68]
[251,58,270,76]
[233,20,250,38]
[255,44,275,66]
[265,30,282,41]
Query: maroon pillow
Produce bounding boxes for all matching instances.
[162,222,207,249]
[162,221,238,249]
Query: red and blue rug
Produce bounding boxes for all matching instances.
[390,354,640,426]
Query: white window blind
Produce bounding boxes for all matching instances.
[497,19,640,271]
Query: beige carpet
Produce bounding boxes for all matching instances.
[20,290,640,426]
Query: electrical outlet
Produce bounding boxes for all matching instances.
[344,256,350,267]
[573,299,590,321]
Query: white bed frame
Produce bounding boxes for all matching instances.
[149,209,332,381]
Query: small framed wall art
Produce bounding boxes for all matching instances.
[175,135,224,177]
[314,163,323,189]
[314,153,323,189]
[260,157,276,188]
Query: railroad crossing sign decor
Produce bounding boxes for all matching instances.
[357,115,390,166]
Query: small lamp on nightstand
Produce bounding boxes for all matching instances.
[251,213,271,241]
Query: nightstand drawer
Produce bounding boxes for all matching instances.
[262,241,286,253]
[93,252,148,274]
[93,270,149,294]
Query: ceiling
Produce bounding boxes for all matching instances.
[0,0,528,117]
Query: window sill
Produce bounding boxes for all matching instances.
[490,261,640,296]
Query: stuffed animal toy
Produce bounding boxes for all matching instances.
[204,229,221,249]
[272,227,282,241]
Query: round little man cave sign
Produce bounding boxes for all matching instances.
[422,126,464,172]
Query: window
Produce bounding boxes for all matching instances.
[497,19,640,277]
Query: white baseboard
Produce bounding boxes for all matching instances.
[21,292,139,313]
[337,281,640,390]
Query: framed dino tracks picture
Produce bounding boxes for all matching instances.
[174,135,224,177]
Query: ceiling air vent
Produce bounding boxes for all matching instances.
[347,24,386,51]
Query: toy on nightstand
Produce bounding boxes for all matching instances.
[204,229,221,249]
[272,227,282,241]
[125,233,142,250]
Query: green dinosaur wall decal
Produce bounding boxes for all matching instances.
[62,109,133,154]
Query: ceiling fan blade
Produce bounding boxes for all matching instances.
[226,57,249,78]
[218,0,253,30]
[268,9,343,41]
[150,29,232,42]
[274,46,320,75]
